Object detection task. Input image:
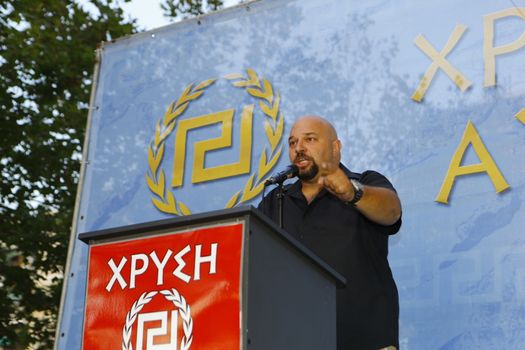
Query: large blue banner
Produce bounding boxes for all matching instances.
[57,0,525,348]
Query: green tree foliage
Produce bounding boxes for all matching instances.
[0,0,238,347]
[0,1,135,347]
[160,0,224,19]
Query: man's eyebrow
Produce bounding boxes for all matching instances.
[288,132,319,141]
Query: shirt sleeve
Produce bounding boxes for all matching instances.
[358,170,397,191]
[359,170,402,235]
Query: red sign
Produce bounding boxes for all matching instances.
[82,222,244,350]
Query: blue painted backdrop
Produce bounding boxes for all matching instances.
[57,0,525,348]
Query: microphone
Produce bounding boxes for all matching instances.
[264,165,299,186]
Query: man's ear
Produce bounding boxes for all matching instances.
[333,139,342,161]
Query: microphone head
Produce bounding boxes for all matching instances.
[288,164,299,177]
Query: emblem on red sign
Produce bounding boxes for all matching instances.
[82,223,244,350]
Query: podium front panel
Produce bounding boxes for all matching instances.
[82,221,245,350]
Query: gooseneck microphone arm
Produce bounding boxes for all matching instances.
[264,165,299,186]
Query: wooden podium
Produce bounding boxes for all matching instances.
[79,206,344,350]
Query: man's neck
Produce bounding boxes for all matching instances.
[300,180,323,204]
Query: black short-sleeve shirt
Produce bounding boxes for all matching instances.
[258,164,401,350]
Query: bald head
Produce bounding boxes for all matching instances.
[292,115,338,142]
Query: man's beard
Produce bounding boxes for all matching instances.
[298,161,319,181]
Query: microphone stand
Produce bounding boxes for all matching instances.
[277,182,285,229]
[265,165,297,229]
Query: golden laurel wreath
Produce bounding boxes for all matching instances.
[146,69,284,215]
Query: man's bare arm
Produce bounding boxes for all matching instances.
[318,165,401,226]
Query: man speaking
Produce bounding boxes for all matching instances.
[258,115,402,350]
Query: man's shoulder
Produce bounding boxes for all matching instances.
[257,180,300,215]
[261,180,300,199]
[359,169,389,181]
[340,165,396,190]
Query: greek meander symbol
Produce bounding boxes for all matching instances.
[122,289,193,350]
[146,69,285,215]
[136,311,178,349]
[171,107,253,187]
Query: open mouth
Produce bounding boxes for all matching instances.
[294,156,312,168]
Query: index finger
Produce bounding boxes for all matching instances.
[319,161,339,176]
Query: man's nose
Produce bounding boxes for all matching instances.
[295,139,305,152]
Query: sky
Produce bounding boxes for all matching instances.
[120,0,171,30]
[120,0,239,31]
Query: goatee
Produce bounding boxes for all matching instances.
[298,162,319,181]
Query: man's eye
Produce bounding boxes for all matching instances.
[289,140,297,146]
